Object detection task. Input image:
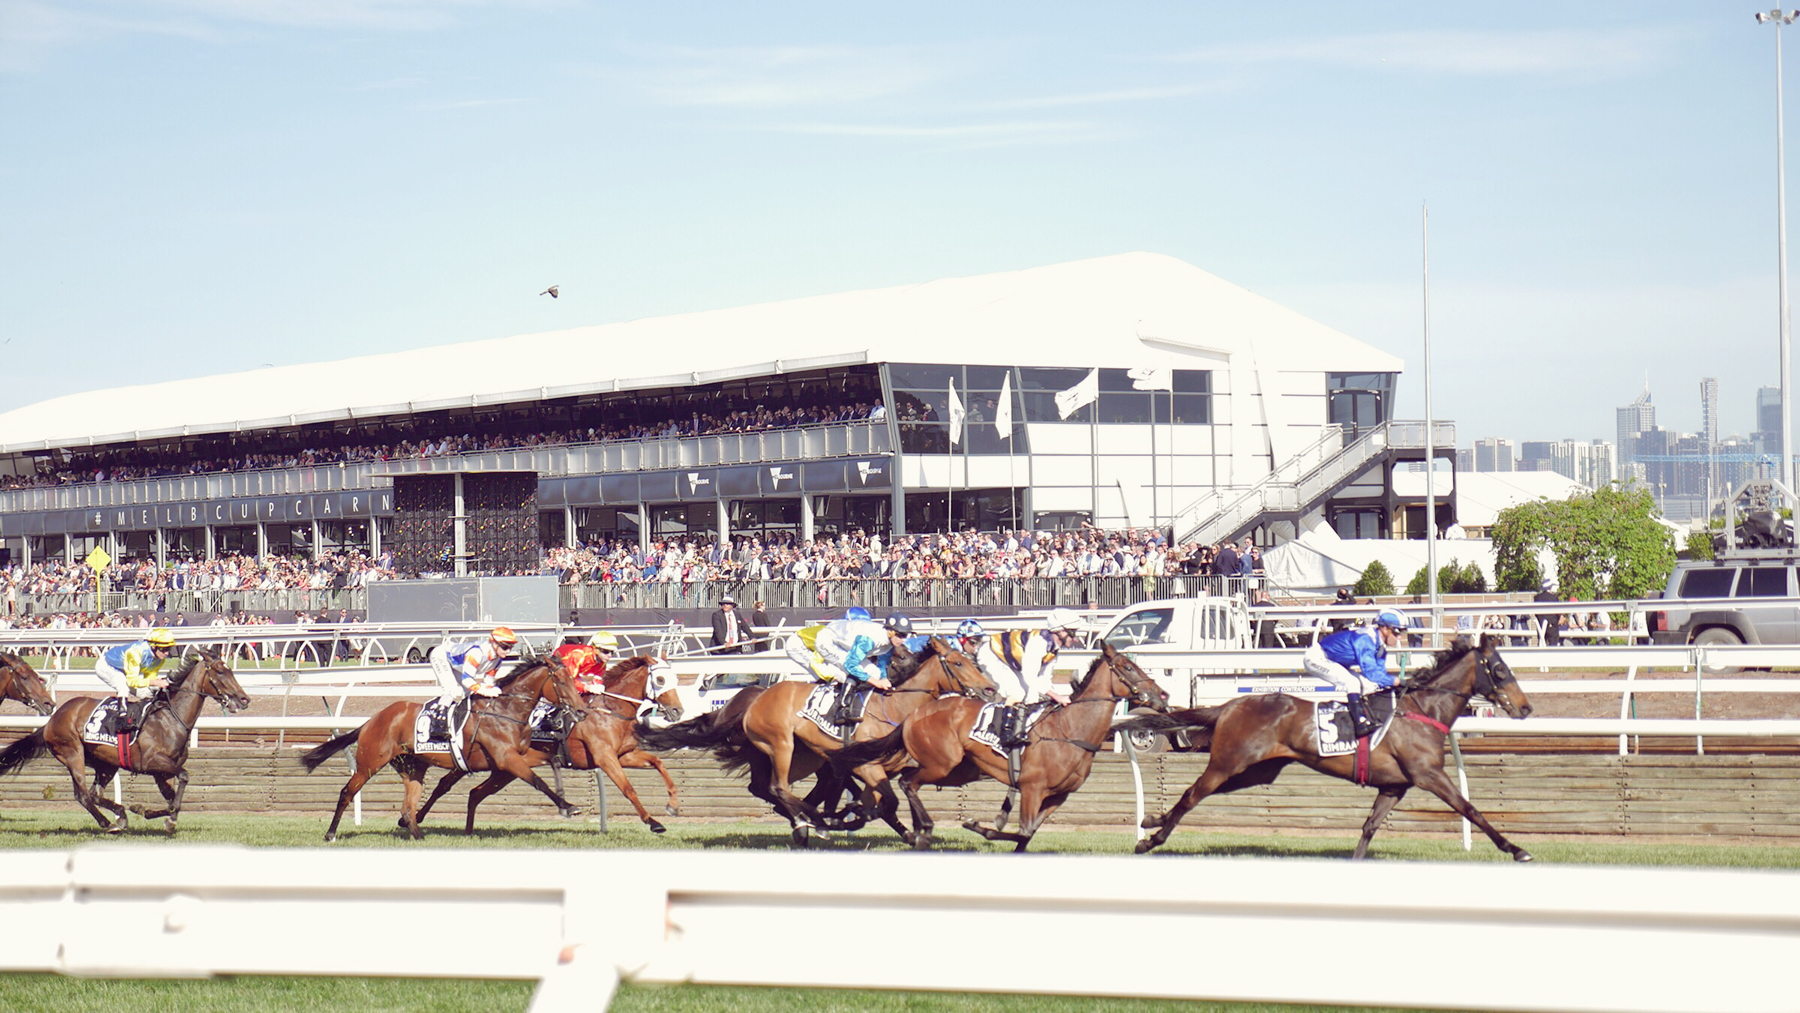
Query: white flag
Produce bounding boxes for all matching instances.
[947,379,966,447]
[1128,366,1173,391]
[1054,368,1099,419]
[995,371,1014,440]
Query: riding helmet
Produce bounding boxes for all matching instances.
[844,606,873,622]
[1045,607,1080,632]
[884,613,913,635]
[491,626,520,646]
[148,628,175,649]
[956,618,986,641]
[589,631,619,651]
[1375,608,1410,631]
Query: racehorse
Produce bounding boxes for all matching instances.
[1121,633,1536,861]
[0,652,55,716]
[837,641,1168,852]
[0,648,250,834]
[299,657,587,841]
[412,656,685,833]
[637,637,996,846]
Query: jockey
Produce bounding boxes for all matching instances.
[432,626,519,701]
[552,631,616,696]
[96,628,176,730]
[1304,607,1409,739]
[814,612,908,693]
[987,607,1082,708]
[785,606,871,683]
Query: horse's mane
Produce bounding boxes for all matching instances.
[494,657,551,689]
[890,640,933,687]
[1068,653,1109,696]
[1402,639,1477,689]
[0,651,21,666]
[603,655,652,688]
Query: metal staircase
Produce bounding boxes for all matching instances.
[1173,421,1455,547]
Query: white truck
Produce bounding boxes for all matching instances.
[1096,596,1330,752]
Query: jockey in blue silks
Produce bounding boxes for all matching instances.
[1303,608,1409,739]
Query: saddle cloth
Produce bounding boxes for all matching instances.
[968,703,1051,756]
[81,699,127,746]
[1313,694,1395,756]
[800,683,869,739]
[413,699,470,770]
[527,699,560,746]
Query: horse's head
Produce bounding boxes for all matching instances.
[1086,642,1169,712]
[0,652,56,716]
[917,635,998,703]
[535,657,589,717]
[1474,633,1532,719]
[179,647,250,713]
[629,657,684,725]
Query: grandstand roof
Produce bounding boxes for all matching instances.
[0,252,1402,453]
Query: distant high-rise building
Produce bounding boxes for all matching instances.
[1754,385,1784,468]
[1519,441,1556,468]
[1455,448,1473,472]
[1617,388,1655,466]
[1700,377,1720,445]
[1473,438,1516,473]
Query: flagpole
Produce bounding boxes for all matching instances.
[1423,202,1440,644]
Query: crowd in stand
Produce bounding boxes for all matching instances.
[1,550,396,611]
[0,396,884,490]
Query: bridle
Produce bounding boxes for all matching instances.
[890,645,992,701]
[591,659,676,719]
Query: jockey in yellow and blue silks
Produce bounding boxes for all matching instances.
[786,607,871,682]
[1303,608,1409,739]
[814,613,909,692]
[96,628,177,701]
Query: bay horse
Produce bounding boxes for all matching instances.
[0,652,55,716]
[637,637,996,846]
[412,656,685,833]
[1122,633,1536,861]
[0,648,250,834]
[837,641,1168,852]
[299,657,587,841]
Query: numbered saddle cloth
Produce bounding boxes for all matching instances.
[800,683,869,738]
[81,699,128,746]
[413,698,470,769]
[527,699,561,747]
[968,703,1052,756]
[1313,695,1396,756]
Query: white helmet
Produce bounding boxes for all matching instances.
[1045,607,1081,632]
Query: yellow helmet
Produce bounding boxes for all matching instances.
[588,631,619,651]
[490,626,519,646]
[147,628,175,649]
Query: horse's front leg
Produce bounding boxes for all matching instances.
[962,786,1044,850]
[493,750,582,819]
[130,771,189,834]
[850,761,907,840]
[69,752,126,831]
[592,749,664,833]
[1353,785,1409,860]
[1412,766,1533,862]
[462,772,517,833]
[619,749,680,817]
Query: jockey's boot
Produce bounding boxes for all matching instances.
[833,683,862,727]
[1345,693,1378,740]
[996,705,1020,747]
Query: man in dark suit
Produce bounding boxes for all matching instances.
[710,595,753,655]
[750,600,773,651]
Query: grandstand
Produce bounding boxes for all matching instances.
[0,252,1437,574]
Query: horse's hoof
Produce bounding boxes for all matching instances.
[960,820,983,834]
[1134,839,1156,855]
[1139,813,1162,830]
[1515,850,1535,863]
[397,817,410,830]
[648,820,667,834]
[664,805,679,817]
[324,833,337,843]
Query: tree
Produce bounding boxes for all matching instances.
[1405,564,1429,597]
[1685,529,1714,562]
[1459,560,1488,594]
[1490,484,1675,600]
[1353,560,1395,597]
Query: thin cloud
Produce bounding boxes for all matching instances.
[972,83,1226,111]
[773,119,1091,140]
[627,43,962,108]
[1176,27,1681,78]
[416,96,522,110]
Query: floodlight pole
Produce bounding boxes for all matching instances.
[1760,9,1799,498]
[1423,203,1440,644]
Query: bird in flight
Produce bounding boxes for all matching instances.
[540,286,559,299]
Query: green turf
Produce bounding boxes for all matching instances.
[1,809,1796,868]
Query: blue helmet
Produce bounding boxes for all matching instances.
[956,619,986,640]
[844,606,872,622]
[1375,608,1410,631]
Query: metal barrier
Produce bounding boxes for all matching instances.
[0,847,1795,1013]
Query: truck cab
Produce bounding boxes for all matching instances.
[1099,597,1258,708]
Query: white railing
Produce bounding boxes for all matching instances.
[1,847,1795,1013]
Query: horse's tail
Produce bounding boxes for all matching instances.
[0,729,48,778]
[1111,706,1223,735]
[635,711,734,752]
[299,728,361,772]
[832,722,906,771]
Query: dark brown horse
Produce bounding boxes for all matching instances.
[299,657,587,841]
[412,656,685,833]
[638,637,996,846]
[0,648,250,834]
[1122,633,1536,861]
[838,642,1168,852]
[0,652,55,716]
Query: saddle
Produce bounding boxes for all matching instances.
[801,682,871,739]
[969,701,1054,756]
[414,698,475,769]
[1315,691,1397,756]
[82,697,157,746]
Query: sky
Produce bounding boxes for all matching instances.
[0,2,1792,446]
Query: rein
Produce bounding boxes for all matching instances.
[1031,660,1160,752]
[1397,649,1502,734]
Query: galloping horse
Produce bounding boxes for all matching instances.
[1122,633,1536,861]
[412,656,685,833]
[0,652,55,716]
[638,637,996,845]
[299,658,587,841]
[0,648,250,834]
[837,642,1168,852]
